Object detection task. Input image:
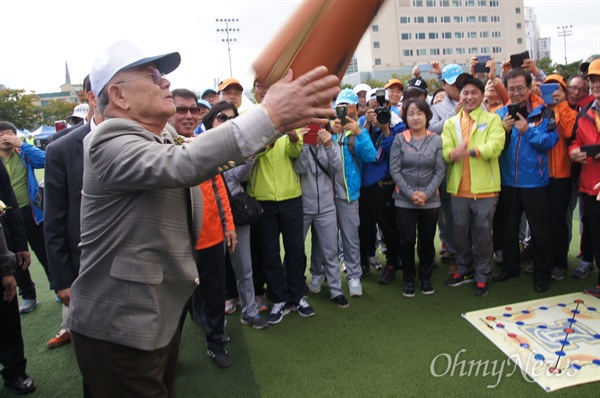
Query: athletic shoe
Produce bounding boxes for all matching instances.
[551,267,565,281]
[445,272,475,287]
[267,302,291,325]
[473,282,488,297]
[331,295,349,309]
[369,255,383,270]
[292,297,315,318]
[3,375,36,395]
[241,315,269,330]
[403,281,415,298]
[47,329,71,349]
[378,265,396,285]
[348,278,363,297]
[584,285,600,297]
[207,346,231,369]
[255,295,269,312]
[224,298,239,315]
[19,299,38,314]
[419,279,434,295]
[524,262,535,274]
[573,261,595,279]
[309,274,325,293]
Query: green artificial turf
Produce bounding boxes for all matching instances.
[12,216,600,398]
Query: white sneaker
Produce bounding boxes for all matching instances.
[349,278,363,296]
[309,274,325,293]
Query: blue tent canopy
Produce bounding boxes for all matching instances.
[31,125,57,139]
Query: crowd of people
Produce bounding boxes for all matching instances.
[0,38,599,397]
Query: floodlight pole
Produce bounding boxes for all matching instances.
[557,25,572,65]
[216,18,240,77]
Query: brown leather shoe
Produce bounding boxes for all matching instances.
[47,329,71,349]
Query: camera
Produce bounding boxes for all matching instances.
[375,88,390,124]
[335,104,347,122]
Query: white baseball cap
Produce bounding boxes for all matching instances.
[66,103,89,123]
[90,39,181,95]
[353,83,372,95]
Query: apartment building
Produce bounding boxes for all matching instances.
[344,0,527,84]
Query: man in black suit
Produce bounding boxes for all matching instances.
[43,75,102,350]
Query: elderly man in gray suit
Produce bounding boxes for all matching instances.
[66,39,340,397]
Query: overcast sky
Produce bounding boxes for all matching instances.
[0,0,598,94]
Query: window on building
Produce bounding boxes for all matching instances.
[479,16,488,22]
[469,47,478,54]
[491,16,500,22]
[492,46,502,53]
[477,0,487,5]
[515,7,521,13]
[400,16,410,23]
[345,57,358,75]
[442,32,452,39]
[415,32,426,40]
[374,58,382,66]
[403,49,414,56]
[456,48,466,55]
[429,32,439,39]
[428,16,438,23]
[466,0,475,6]
[480,31,489,38]
[401,33,412,40]
[454,16,463,23]
[426,0,436,6]
[441,16,451,23]
[516,22,522,29]
[454,32,464,39]
[417,48,427,56]
[480,47,490,53]
[466,16,476,23]
[430,48,440,55]
[492,31,501,38]
[440,0,450,6]
[517,38,523,44]
[467,31,477,39]
[443,48,453,55]
[372,25,379,31]
[415,16,425,23]
[413,0,424,6]
[452,0,462,6]
[490,0,499,6]
[374,41,380,49]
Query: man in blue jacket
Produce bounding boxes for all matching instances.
[492,68,558,293]
[0,121,48,313]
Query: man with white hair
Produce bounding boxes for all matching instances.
[66,39,340,396]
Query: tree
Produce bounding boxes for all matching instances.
[536,57,553,76]
[38,100,77,127]
[0,89,41,131]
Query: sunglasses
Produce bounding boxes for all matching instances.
[115,68,165,86]
[216,112,236,122]
[176,107,201,115]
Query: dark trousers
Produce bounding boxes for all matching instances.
[396,207,437,283]
[193,242,226,350]
[548,178,572,270]
[579,198,594,263]
[71,330,180,398]
[224,251,238,300]
[582,194,600,284]
[14,206,50,299]
[498,185,552,282]
[358,183,400,268]
[250,222,266,296]
[0,293,27,382]
[256,197,306,305]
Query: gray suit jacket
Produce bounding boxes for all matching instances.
[67,106,278,350]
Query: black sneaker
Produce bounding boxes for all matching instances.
[378,265,396,285]
[267,302,291,325]
[473,282,488,296]
[207,346,231,369]
[4,375,36,395]
[241,314,269,330]
[331,295,349,309]
[403,281,415,297]
[292,297,315,317]
[419,279,434,295]
[445,272,475,287]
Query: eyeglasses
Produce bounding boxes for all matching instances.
[216,112,236,122]
[507,85,528,94]
[114,68,165,86]
[176,107,201,115]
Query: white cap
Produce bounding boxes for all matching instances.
[66,103,89,122]
[353,83,372,95]
[90,39,181,95]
